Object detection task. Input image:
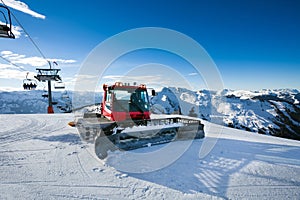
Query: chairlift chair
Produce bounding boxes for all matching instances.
[61,91,69,99]
[54,81,65,89]
[42,93,48,98]
[23,72,37,90]
[0,5,15,39]
[41,86,48,98]
[42,92,48,98]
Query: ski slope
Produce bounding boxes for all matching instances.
[0,114,300,199]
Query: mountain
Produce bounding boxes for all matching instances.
[2,88,299,140]
[0,90,102,114]
[0,90,72,114]
[151,87,300,140]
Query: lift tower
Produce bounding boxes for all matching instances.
[35,65,61,113]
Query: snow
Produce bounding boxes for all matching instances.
[1,114,300,199]
[0,90,102,114]
[2,88,299,138]
[123,122,183,133]
[151,87,300,138]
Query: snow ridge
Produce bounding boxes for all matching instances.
[151,88,300,140]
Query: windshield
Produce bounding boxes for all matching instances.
[112,89,150,112]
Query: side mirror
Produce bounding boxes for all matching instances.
[151,89,156,96]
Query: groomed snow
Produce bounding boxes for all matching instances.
[0,114,300,199]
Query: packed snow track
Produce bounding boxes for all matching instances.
[0,114,300,199]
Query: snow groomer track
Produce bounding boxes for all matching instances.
[0,114,300,199]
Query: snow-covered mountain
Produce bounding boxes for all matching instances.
[0,90,73,114]
[0,90,102,114]
[2,88,300,140]
[151,88,300,140]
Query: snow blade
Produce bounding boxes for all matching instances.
[68,121,76,127]
[95,131,118,159]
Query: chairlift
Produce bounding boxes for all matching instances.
[57,103,71,113]
[34,64,63,114]
[57,92,72,112]
[23,72,37,90]
[54,81,65,89]
[41,86,48,98]
[61,91,69,99]
[42,92,48,98]
[0,5,15,39]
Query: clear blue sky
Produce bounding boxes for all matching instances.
[0,0,299,91]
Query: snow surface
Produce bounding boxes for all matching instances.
[1,114,300,199]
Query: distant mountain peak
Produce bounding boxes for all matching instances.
[152,87,300,140]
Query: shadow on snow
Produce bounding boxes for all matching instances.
[128,137,300,198]
[34,133,82,145]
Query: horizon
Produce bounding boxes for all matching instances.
[1,0,300,91]
[0,85,299,94]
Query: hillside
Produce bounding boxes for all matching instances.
[0,90,102,114]
[1,88,300,140]
[0,90,72,114]
[151,88,300,140]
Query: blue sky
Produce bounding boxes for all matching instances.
[0,0,299,91]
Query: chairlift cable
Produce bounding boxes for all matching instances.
[10,12,49,64]
[0,54,26,71]
[0,9,8,23]
[1,0,51,68]
[1,53,40,89]
[2,0,63,113]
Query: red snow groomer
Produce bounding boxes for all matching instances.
[101,82,151,122]
[74,82,205,159]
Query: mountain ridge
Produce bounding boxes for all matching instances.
[1,88,299,140]
[151,87,300,140]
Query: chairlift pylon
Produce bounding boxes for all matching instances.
[34,63,63,114]
[0,5,15,39]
